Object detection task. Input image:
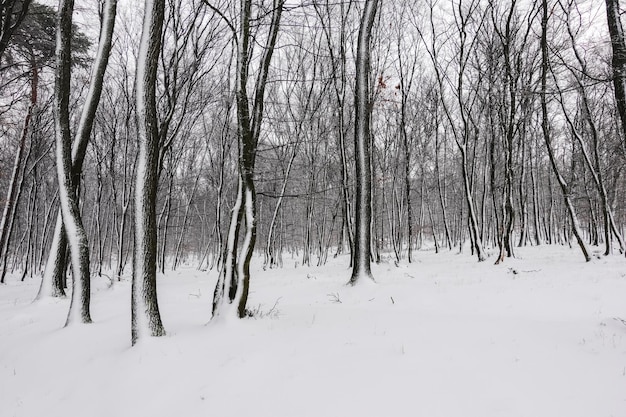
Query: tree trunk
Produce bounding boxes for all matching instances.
[264,152,296,269]
[211,0,283,319]
[132,0,166,344]
[172,174,199,270]
[540,0,590,262]
[55,0,92,325]
[37,0,117,300]
[606,0,626,151]
[349,0,378,285]
[0,64,37,284]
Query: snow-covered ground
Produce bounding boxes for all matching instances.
[1,245,625,417]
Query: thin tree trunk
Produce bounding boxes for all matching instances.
[540,0,590,262]
[264,151,296,269]
[0,64,37,284]
[172,173,200,270]
[211,0,284,319]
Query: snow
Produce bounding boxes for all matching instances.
[1,245,625,416]
[36,213,63,299]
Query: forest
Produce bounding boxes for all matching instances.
[0,0,625,337]
[1,1,626,415]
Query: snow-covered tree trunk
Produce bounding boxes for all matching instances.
[540,0,590,262]
[212,176,243,317]
[212,0,284,320]
[54,0,92,325]
[461,145,486,262]
[348,0,378,285]
[37,0,118,300]
[132,0,166,345]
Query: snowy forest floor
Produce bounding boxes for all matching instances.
[1,245,626,417]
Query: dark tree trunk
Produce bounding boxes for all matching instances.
[212,0,284,319]
[54,0,92,325]
[606,0,626,150]
[0,0,31,59]
[540,0,590,262]
[37,0,118,300]
[349,0,378,285]
[132,0,166,344]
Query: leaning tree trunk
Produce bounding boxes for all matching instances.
[211,0,284,320]
[54,0,92,325]
[540,0,590,262]
[37,0,117,300]
[132,0,166,345]
[349,0,378,285]
[264,151,296,269]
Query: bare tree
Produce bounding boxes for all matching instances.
[419,0,488,261]
[539,0,590,262]
[313,0,356,260]
[348,0,378,284]
[54,0,92,324]
[554,0,624,255]
[132,0,166,344]
[0,51,36,284]
[210,0,285,319]
[37,0,117,301]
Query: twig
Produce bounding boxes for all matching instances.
[327,292,341,303]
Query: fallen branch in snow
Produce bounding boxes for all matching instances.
[100,273,114,289]
[507,268,542,276]
[613,317,626,327]
[327,292,342,303]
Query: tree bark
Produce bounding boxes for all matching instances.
[349,0,378,285]
[37,0,118,300]
[54,0,92,325]
[606,0,626,150]
[211,0,284,319]
[132,0,166,344]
